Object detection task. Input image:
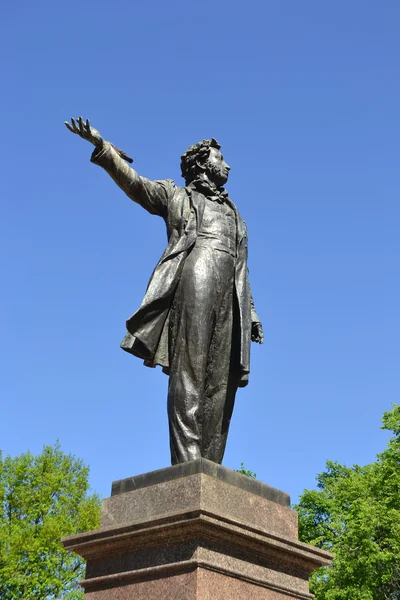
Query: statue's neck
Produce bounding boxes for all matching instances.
[195,173,218,191]
[189,174,226,195]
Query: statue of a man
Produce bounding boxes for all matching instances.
[66,117,263,465]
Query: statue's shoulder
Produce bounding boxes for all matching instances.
[153,179,187,197]
[153,178,176,191]
[152,181,189,223]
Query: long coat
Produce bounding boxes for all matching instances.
[91,143,260,387]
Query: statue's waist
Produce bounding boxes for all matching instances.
[195,234,236,258]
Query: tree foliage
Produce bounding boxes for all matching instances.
[0,442,101,599]
[296,405,400,600]
[236,462,257,478]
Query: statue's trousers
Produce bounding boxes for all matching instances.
[167,244,238,464]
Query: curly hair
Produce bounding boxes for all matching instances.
[180,138,221,185]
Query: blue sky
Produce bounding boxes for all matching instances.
[1,1,399,503]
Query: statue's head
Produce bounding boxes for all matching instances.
[180,138,230,187]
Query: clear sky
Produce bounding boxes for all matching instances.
[1,1,399,504]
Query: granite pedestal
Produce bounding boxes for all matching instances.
[63,459,332,599]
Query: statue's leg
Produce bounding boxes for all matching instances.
[167,246,221,465]
[201,253,238,464]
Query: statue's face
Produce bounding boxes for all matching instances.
[205,147,230,187]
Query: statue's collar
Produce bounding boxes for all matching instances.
[187,179,228,204]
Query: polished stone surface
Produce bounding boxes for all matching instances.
[101,463,297,540]
[63,462,332,599]
[111,458,290,506]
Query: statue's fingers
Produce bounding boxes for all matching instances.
[71,117,78,132]
[64,121,75,133]
[85,118,91,133]
[78,116,84,133]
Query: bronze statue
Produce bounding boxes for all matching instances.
[65,117,263,465]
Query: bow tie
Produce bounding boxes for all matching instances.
[191,180,229,204]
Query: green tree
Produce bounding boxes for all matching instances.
[0,442,101,599]
[296,405,400,600]
[236,462,257,478]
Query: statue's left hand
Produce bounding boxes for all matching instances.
[251,322,264,344]
[64,116,104,147]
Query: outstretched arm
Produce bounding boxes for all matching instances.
[65,117,174,217]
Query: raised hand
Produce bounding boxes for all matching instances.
[64,117,104,147]
[64,116,133,163]
[251,322,264,344]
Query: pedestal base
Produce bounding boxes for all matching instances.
[63,459,331,599]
